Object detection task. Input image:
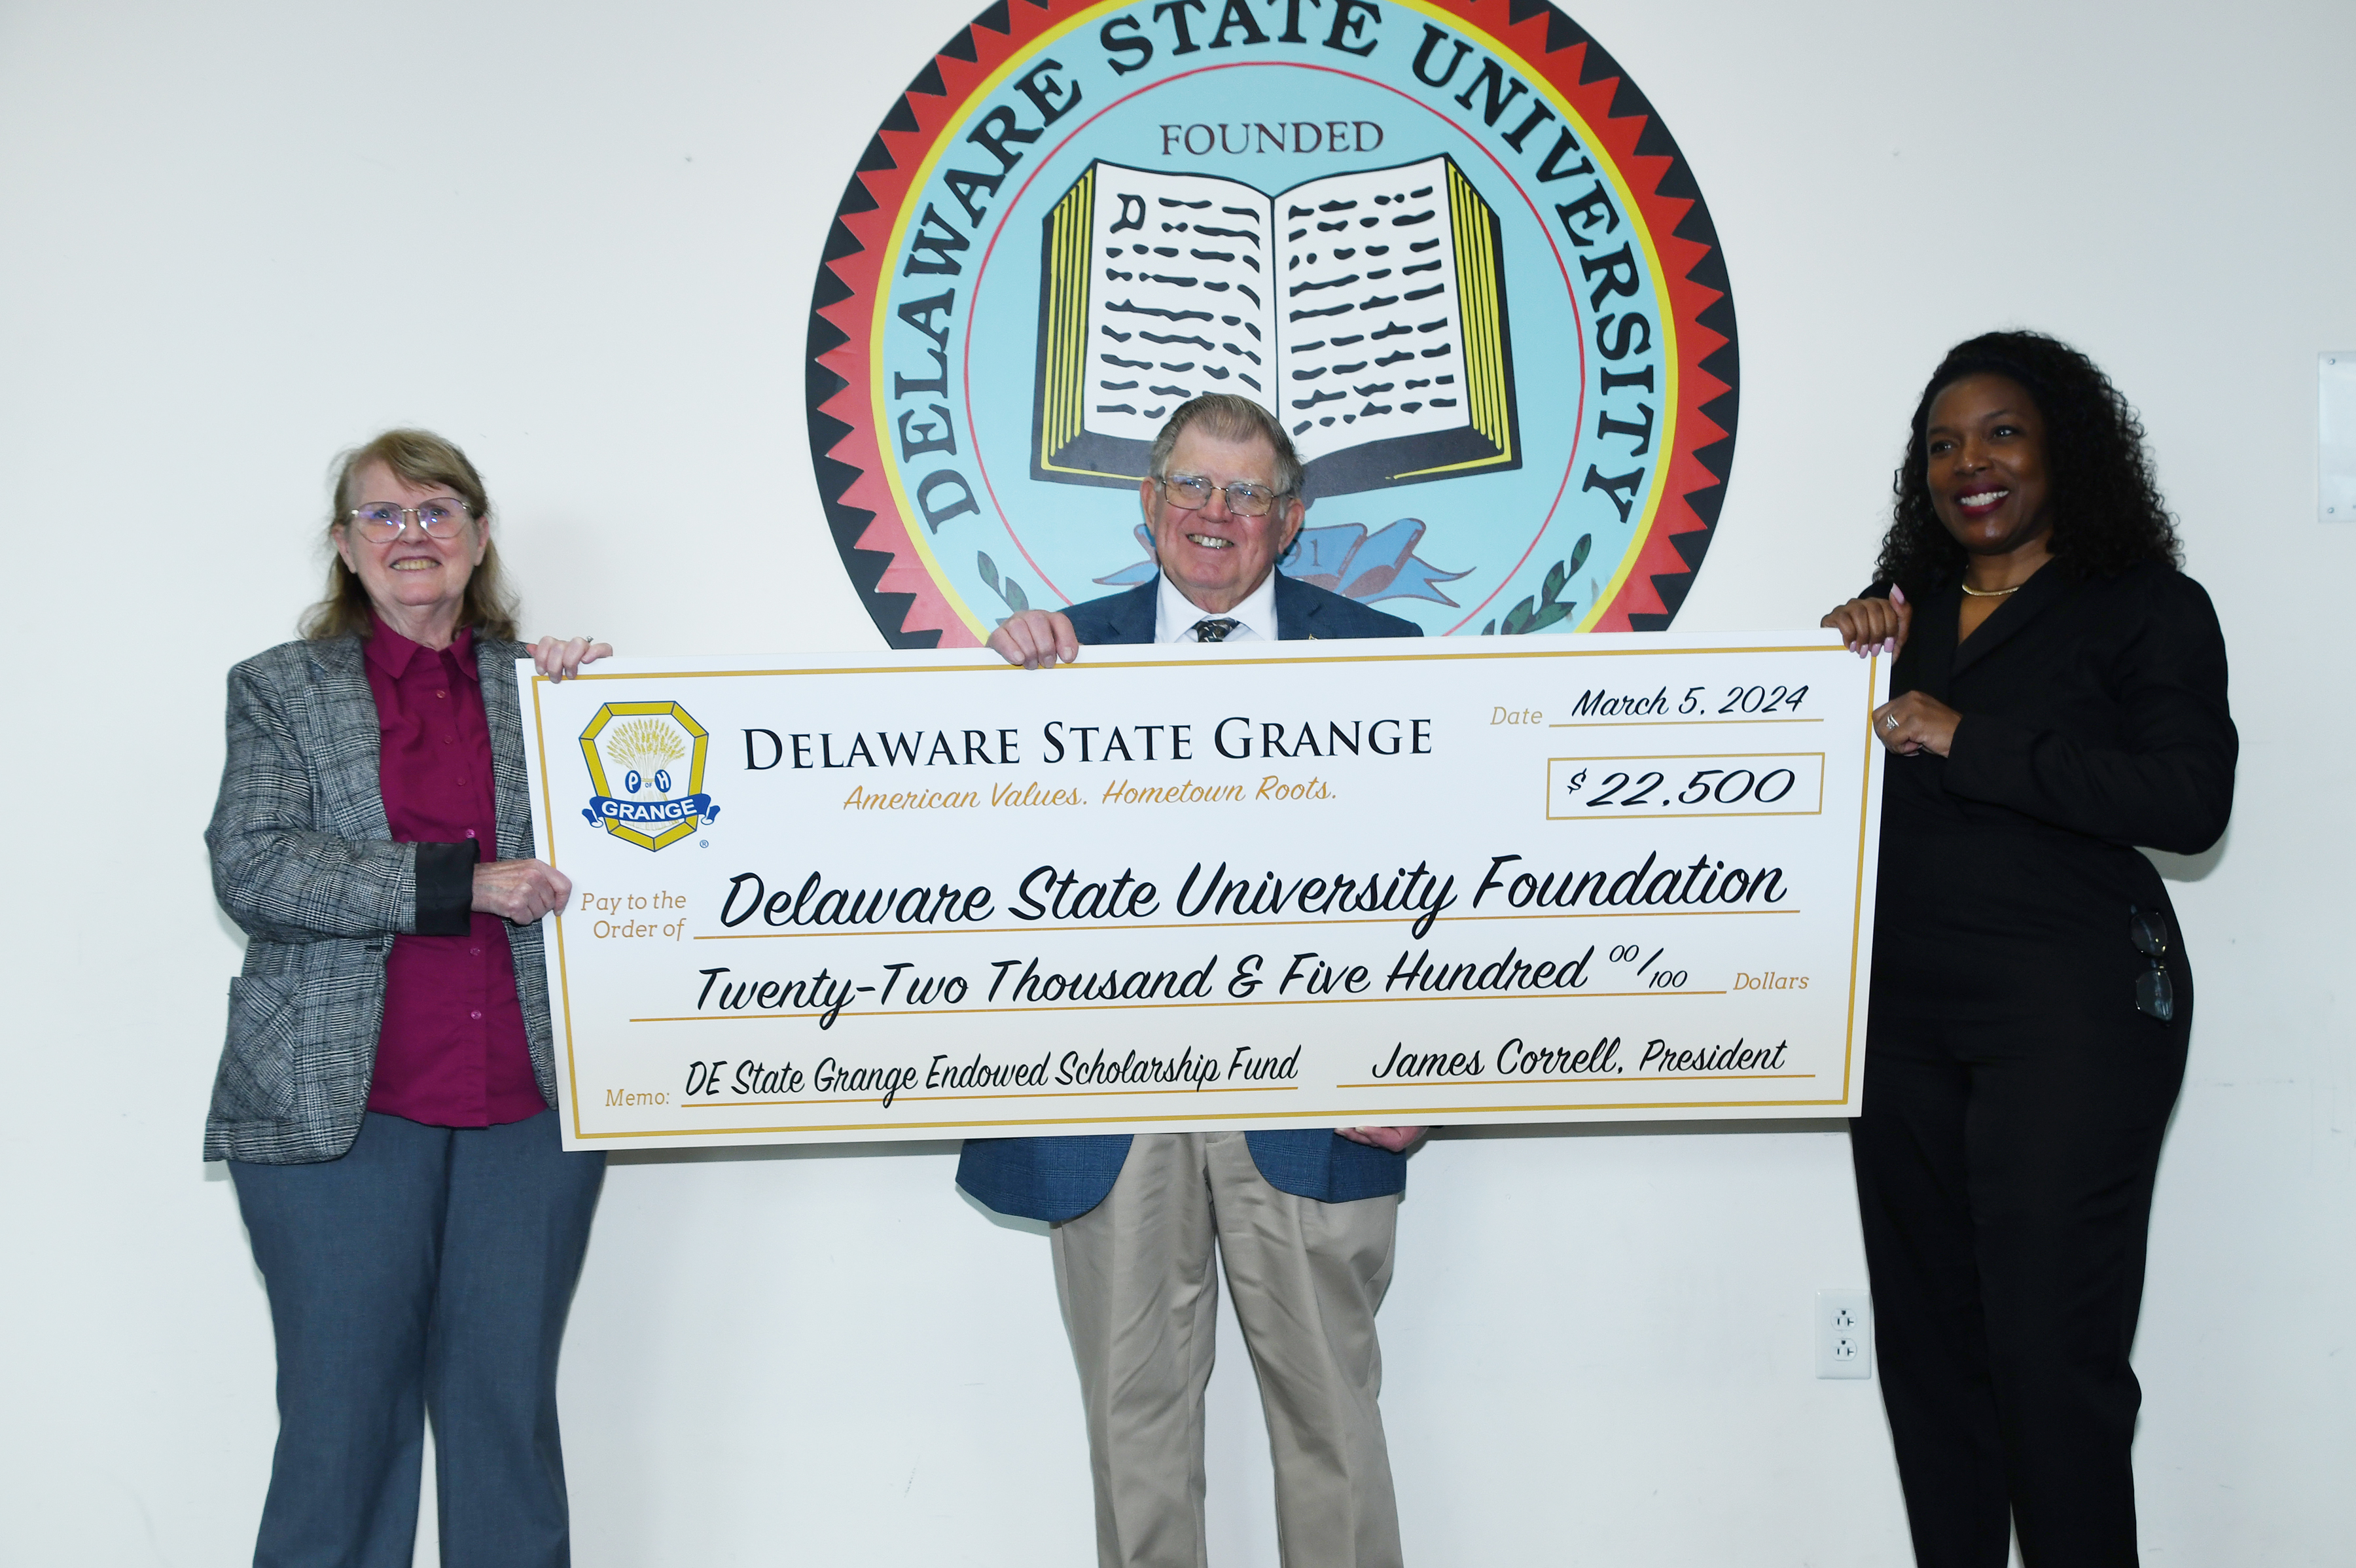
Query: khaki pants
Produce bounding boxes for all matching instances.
[1050,1131,1403,1568]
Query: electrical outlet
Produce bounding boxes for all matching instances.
[1815,1289,1872,1380]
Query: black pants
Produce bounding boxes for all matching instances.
[1851,993,2188,1568]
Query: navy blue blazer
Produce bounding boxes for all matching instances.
[955,571,1421,1223]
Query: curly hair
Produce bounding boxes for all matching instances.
[1874,330,2181,596]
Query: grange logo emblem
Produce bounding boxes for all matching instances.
[809,0,1737,644]
[579,702,719,851]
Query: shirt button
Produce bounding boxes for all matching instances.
[465,828,476,838]
[436,690,447,699]
[471,946,482,956]
[471,1010,483,1020]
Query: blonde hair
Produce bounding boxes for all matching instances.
[300,429,520,641]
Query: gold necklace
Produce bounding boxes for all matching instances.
[1959,580,2022,597]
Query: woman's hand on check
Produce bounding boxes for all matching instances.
[532,635,613,682]
[1821,587,1911,656]
[1338,1126,1427,1152]
[473,858,573,924]
[990,610,1080,669]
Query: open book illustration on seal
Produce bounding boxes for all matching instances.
[1033,154,1520,499]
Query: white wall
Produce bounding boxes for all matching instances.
[2,1,2348,1562]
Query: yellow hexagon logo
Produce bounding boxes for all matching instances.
[579,702,717,851]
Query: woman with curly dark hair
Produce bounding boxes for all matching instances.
[1821,332,2236,1567]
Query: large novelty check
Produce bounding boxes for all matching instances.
[518,635,1888,1150]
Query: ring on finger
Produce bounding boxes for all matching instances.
[1882,713,1901,730]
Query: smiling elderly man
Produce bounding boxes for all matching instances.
[958,394,1425,1568]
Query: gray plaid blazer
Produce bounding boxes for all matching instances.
[203,633,558,1164]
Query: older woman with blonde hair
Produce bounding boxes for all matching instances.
[207,429,611,1567]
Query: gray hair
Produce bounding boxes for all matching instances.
[1145,393,1304,499]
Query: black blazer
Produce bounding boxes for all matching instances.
[1872,561,2236,1020]
[1063,571,1421,645]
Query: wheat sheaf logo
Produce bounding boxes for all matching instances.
[580,702,719,851]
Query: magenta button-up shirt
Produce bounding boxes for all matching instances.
[361,618,544,1127]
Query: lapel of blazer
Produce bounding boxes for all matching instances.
[480,634,553,1084]
[1274,572,1319,642]
[1950,560,2072,679]
[475,636,537,861]
[1100,582,1158,646]
[1901,584,1961,705]
[304,635,395,843]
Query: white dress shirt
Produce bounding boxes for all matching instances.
[1152,569,1280,644]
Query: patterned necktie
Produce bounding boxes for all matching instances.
[1192,617,1241,643]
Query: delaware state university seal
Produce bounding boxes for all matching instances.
[808,0,1738,645]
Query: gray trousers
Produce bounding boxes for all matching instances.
[1050,1131,1403,1568]
[230,1109,605,1568]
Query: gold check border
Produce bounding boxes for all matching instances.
[526,643,1883,1142]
